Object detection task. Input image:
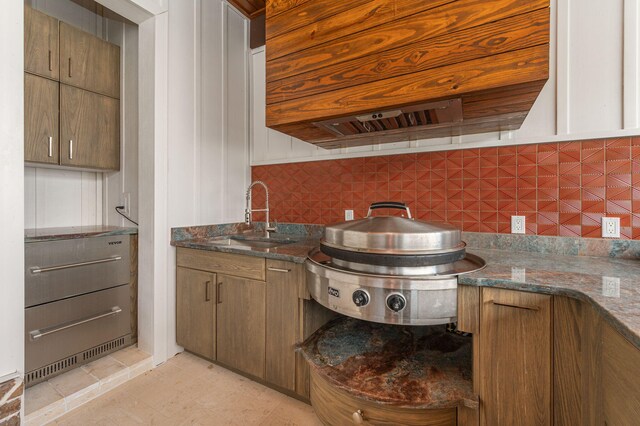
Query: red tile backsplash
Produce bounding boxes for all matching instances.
[251,137,640,239]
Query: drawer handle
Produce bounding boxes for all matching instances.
[217,282,222,304]
[205,280,211,302]
[487,300,540,311]
[352,409,365,424]
[267,267,291,273]
[30,256,122,274]
[30,306,122,340]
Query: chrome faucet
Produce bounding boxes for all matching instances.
[245,181,277,236]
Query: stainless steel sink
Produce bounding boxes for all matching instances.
[207,234,297,249]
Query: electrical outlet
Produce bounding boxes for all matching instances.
[511,267,526,282]
[601,217,620,238]
[602,276,620,298]
[345,209,354,221]
[511,216,526,234]
[120,192,131,215]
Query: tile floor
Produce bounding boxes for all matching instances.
[25,346,153,425]
[51,352,322,425]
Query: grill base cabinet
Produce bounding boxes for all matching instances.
[458,284,640,426]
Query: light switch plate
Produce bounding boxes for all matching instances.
[601,217,620,238]
[120,192,131,215]
[345,209,354,221]
[511,216,526,234]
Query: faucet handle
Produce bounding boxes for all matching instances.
[266,219,278,233]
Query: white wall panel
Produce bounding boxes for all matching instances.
[251,0,640,165]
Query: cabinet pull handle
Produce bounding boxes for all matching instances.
[267,267,291,273]
[487,300,539,311]
[69,140,73,159]
[30,306,121,340]
[48,136,53,157]
[48,50,52,71]
[205,280,211,302]
[68,57,72,77]
[217,282,222,304]
[352,410,365,424]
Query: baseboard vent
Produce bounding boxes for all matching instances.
[26,334,131,387]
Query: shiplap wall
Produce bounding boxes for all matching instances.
[24,0,138,229]
[251,0,640,165]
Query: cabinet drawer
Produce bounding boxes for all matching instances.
[25,236,130,307]
[25,284,130,373]
[177,248,265,281]
[310,369,456,426]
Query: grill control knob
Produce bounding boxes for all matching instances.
[386,294,406,312]
[352,290,370,307]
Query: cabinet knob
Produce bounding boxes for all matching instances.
[352,409,364,424]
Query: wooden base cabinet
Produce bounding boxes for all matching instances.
[216,274,266,379]
[176,267,216,361]
[478,287,552,426]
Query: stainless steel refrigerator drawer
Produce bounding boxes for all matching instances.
[25,284,131,373]
[25,235,130,307]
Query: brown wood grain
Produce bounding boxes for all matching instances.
[216,274,266,379]
[176,247,266,281]
[267,45,549,127]
[457,285,479,334]
[59,84,120,170]
[267,0,452,59]
[553,297,583,426]
[310,368,457,425]
[265,260,301,391]
[60,22,120,99]
[267,9,549,104]
[295,299,337,400]
[176,267,216,360]
[265,0,311,18]
[228,0,266,19]
[24,5,59,80]
[266,0,549,82]
[463,82,546,119]
[479,288,552,426]
[266,0,370,40]
[602,324,640,425]
[24,73,59,165]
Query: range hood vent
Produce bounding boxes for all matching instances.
[313,99,463,139]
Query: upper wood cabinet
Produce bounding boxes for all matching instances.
[60,84,120,170]
[60,22,120,99]
[479,287,552,426]
[25,73,59,165]
[24,6,59,80]
[265,0,550,148]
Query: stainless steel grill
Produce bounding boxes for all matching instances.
[306,202,485,326]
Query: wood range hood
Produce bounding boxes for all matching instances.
[265,0,551,149]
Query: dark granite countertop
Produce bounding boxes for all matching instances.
[300,317,476,409]
[463,248,640,349]
[25,225,138,243]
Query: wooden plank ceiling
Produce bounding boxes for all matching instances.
[228,0,266,19]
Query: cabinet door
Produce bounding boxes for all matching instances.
[265,260,301,391]
[479,288,552,426]
[217,274,266,379]
[60,84,120,170]
[25,6,59,80]
[25,73,59,164]
[176,267,216,360]
[60,22,120,99]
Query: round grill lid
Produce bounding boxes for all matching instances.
[321,202,464,255]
